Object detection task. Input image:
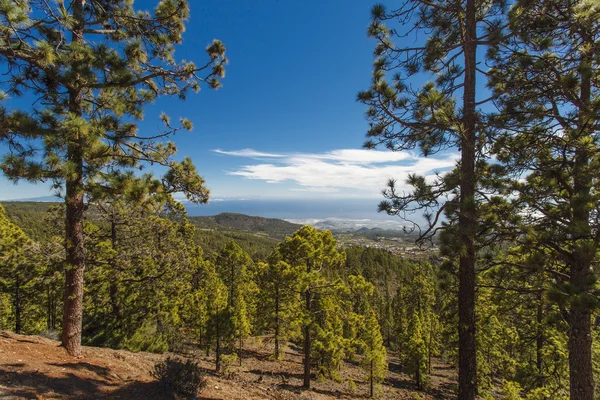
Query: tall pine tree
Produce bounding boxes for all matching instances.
[358,2,508,397]
[490,0,600,396]
[0,0,226,356]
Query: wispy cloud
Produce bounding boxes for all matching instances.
[213,148,457,195]
[213,148,286,158]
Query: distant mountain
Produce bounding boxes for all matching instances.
[188,212,302,240]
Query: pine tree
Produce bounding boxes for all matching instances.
[83,204,200,351]
[186,259,227,358]
[489,1,600,397]
[256,259,302,360]
[0,0,226,356]
[0,204,42,334]
[361,309,387,398]
[274,226,345,389]
[392,262,437,389]
[214,241,254,363]
[358,2,508,397]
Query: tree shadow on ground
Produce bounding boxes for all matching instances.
[276,382,352,398]
[248,368,304,381]
[0,366,179,400]
[48,362,113,379]
[428,380,457,399]
[238,348,272,362]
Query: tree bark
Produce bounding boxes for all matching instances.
[568,306,593,399]
[458,0,478,398]
[216,313,221,372]
[303,289,311,388]
[15,274,21,334]
[109,217,121,319]
[567,30,595,400]
[229,260,235,307]
[61,0,86,357]
[303,261,312,389]
[370,359,374,397]
[275,283,280,360]
[536,291,544,386]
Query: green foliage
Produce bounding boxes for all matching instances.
[0,0,227,355]
[220,353,239,375]
[122,320,170,353]
[361,309,388,397]
[487,0,600,396]
[392,262,437,389]
[214,241,256,359]
[0,202,59,241]
[189,213,301,240]
[272,226,346,384]
[0,204,48,334]
[255,259,302,359]
[194,227,278,260]
[82,204,200,351]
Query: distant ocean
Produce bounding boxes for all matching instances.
[6,196,422,227]
[185,198,393,220]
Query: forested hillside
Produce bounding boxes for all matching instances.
[1,202,58,240]
[1,202,283,260]
[189,213,302,240]
[0,201,431,396]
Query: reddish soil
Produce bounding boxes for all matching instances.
[0,332,457,399]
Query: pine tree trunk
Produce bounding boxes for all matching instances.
[303,290,311,388]
[239,336,243,366]
[230,261,235,307]
[47,284,51,331]
[275,284,280,359]
[62,0,86,358]
[428,318,433,375]
[568,306,593,399]
[567,32,595,400]
[15,274,21,334]
[303,260,312,390]
[458,0,478,398]
[536,291,544,386]
[370,359,374,398]
[216,316,221,372]
[109,218,120,319]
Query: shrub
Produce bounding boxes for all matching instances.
[501,380,524,400]
[153,357,207,397]
[347,378,357,394]
[221,353,238,377]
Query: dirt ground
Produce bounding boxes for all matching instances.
[0,331,457,399]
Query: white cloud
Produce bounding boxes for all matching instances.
[213,148,286,158]
[213,148,457,195]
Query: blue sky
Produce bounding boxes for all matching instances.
[0,0,456,203]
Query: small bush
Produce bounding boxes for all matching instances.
[347,378,357,394]
[221,353,238,377]
[123,322,169,353]
[501,380,524,400]
[153,357,207,397]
